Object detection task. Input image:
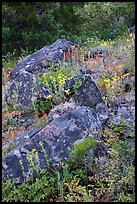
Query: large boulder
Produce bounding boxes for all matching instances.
[5,39,72,111]
[2,76,110,184]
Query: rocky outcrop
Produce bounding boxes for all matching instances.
[2,75,110,184]
[5,39,72,111]
[3,39,135,187]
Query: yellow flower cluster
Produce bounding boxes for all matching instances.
[46,95,52,99]
[57,73,67,85]
[122,73,130,77]
[104,71,130,91]
[64,89,70,95]
[104,78,114,89]
[59,79,66,85]
[111,75,120,83]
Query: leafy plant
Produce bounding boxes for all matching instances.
[68,137,97,164]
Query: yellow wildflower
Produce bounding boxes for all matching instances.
[64,89,70,95]
[58,73,64,79]
[104,79,110,83]
[43,73,47,77]
[59,79,65,85]
[50,76,54,79]
[112,76,117,82]
[123,73,130,77]
[47,95,52,99]
[106,84,110,88]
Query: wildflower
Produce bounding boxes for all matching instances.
[34,113,38,119]
[109,41,113,44]
[80,47,83,51]
[96,55,100,61]
[59,79,65,85]
[47,95,52,99]
[87,60,91,66]
[36,121,41,126]
[65,52,69,60]
[58,73,64,79]
[42,113,47,118]
[123,73,130,77]
[64,89,70,95]
[112,76,118,82]
[75,48,78,53]
[43,73,47,77]
[18,112,22,116]
[104,79,110,83]
[71,52,76,60]
[11,131,15,140]
[106,84,110,88]
[129,32,133,37]
[6,112,12,117]
[50,76,54,79]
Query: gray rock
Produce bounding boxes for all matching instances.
[5,39,72,111]
[3,76,110,184]
[5,71,51,110]
[2,106,102,184]
[128,25,135,34]
[73,76,104,109]
[122,75,135,92]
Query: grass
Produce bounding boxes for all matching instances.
[2,32,135,202]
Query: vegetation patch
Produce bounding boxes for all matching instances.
[2,3,135,201]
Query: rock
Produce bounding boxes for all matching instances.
[2,76,110,184]
[5,39,72,111]
[5,71,51,110]
[95,102,110,126]
[2,106,102,184]
[128,25,135,34]
[80,68,92,75]
[122,75,135,92]
[73,76,104,108]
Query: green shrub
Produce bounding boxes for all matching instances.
[68,137,97,164]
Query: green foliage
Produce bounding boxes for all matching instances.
[2,2,135,54]
[91,119,135,202]
[77,2,135,40]
[2,2,83,54]
[68,137,97,164]
[3,142,17,156]
[34,100,54,115]
[2,146,88,202]
[38,63,80,108]
[2,118,135,202]
[2,25,135,202]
